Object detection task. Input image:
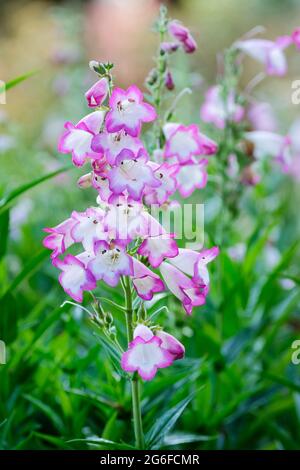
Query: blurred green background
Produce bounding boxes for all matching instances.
[1,0,300,450]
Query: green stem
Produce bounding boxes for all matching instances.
[123,276,145,449]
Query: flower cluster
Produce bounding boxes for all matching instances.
[198,26,300,189]
[235,28,300,77]
[44,19,218,380]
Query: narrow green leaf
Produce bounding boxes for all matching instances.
[0,166,73,216]
[145,392,195,449]
[0,292,18,344]
[1,248,49,299]
[163,432,219,446]
[67,438,135,450]
[0,209,9,260]
[0,70,38,93]
[23,394,64,433]
[33,432,71,450]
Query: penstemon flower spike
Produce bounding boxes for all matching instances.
[43,5,220,449]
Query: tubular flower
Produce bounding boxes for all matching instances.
[160,246,219,315]
[53,254,96,302]
[58,111,105,166]
[176,159,208,198]
[43,218,76,259]
[245,130,292,171]
[88,241,133,287]
[168,20,197,54]
[200,85,245,129]
[132,258,165,300]
[163,123,217,163]
[235,36,292,76]
[121,325,179,381]
[138,231,179,269]
[107,149,160,200]
[91,130,145,166]
[105,85,157,137]
[71,207,106,253]
[85,77,109,108]
[144,162,179,205]
[159,261,206,316]
[246,118,300,176]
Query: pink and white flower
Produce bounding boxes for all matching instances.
[88,241,133,287]
[132,258,165,300]
[163,123,217,163]
[138,233,178,269]
[107,149,160,200]
[144,162,179,205]
[169,246,219,287]
[200,85,244,129]
[53,254,96,302]
[91,130,145,166]
[92,172,113,202]
[43,217,76,258]
[71,207,106,253]
[85,77,109,108]
[159,261,206,315]
[176,159,208,198]
[121,325,175,381]
[58,111,105,166]
[159,246,218,315]
[105,85,157,137]
[168,20,197,54]
[133,325,185,360]
[235,36,292,76]
[156,330,185,360]
[245,130,292,171]
[104,196,148,241]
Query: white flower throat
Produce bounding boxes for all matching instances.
[101,247,122,267]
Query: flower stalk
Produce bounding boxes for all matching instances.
[123,276,145,449]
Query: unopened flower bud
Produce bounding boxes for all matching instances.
[165,70,175,90]
[146,68,158,87]
[160,42,179,54]
[77,173,93,188]
[89,60,112,76]
[106,311,114,326]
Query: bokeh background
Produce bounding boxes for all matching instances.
[1,0,300,450]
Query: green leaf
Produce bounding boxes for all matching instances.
[10,302,71,368]
[95,333,125,378]
[22,394,64,433]
[67,438,135,450]
[0,70,38,94]
[265,373,300,394]
[1,248,49,299]
[256,240,300,307]
[0,166,73,216]
[33,432,71,450]
[0,292,18,344]
[145,392,195,449]
[0,209,9,260]
[163,432,219,447]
